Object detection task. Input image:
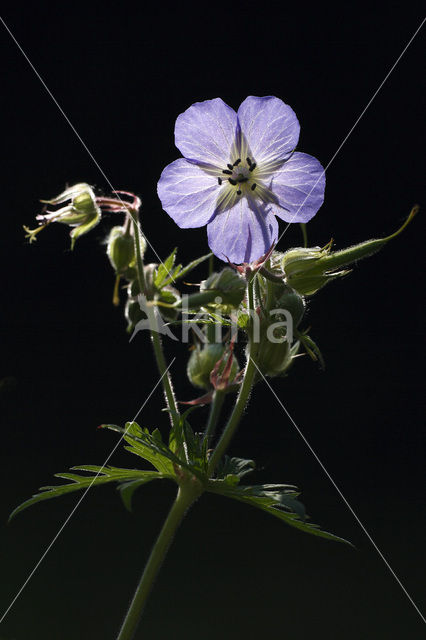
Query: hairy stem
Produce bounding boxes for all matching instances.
[203,389,226,444]
[116,484,199,640]
[132,215,180,430]
[131,217,146,296]
[207,278,258,475]
[146,304,180,430]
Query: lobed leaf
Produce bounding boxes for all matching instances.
[102,422,207,481]
[207,480,352,545]
[154,248,177,288]
[9,466,169,521]
[162,251,213,287]
[216,456,256,483]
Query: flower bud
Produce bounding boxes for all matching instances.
[269,283,305,328]
[199,268,246,313]
[280,246,347,296]
[187,343,239,390]
[254,340,300,378]
[107,226,136,274]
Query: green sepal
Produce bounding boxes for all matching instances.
[69,210,101,250]
[296,329,325,369]
[207,479,352,545]
[9,466,167,521]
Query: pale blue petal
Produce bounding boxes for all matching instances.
[157,159,219,228]
[271,152,325,223]
[175,98,239,166]
[207,197,278,264]
[237,96,300,168]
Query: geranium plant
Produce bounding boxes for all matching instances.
[16,96,416,640]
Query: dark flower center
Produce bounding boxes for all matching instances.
[218,157,257,196]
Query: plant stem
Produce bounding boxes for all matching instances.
[132,215,180,430]
[203,389,225,444]
[207,352,257,475]
[116,485,199,640]
[146,304,180,430]
[131,217,146,297]
[207,278,258,475]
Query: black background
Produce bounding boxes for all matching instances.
[1,3,425,639]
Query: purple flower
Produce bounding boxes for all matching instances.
[157,96,325,264]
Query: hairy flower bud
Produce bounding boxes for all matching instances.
[199,268,246,312]
[280,245,346,296]
[264,281,306,328]
[187,343,239,390]
[107,226,136,274]
[254,340,300,378]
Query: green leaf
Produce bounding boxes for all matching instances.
[169,406,195,454]
[9,466,168,521]
[162,252,213,287]
[207,480,352,545]
[102,422,175,474]
[154,248,177,289]
[102,422,207,481]
[168,408,209,474]
[117,477,171,512]
[216,456,256,483]
[168,315,233,328]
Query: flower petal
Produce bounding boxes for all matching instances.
[207,197,278,264]
[271,152,325,223]
[174,98,239,167]
[237,96,300,168]
[157,158,219,228]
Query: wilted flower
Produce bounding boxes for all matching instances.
[158,96,325,264]
[24,183,101,249]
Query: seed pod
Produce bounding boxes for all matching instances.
[187,343,239,390]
